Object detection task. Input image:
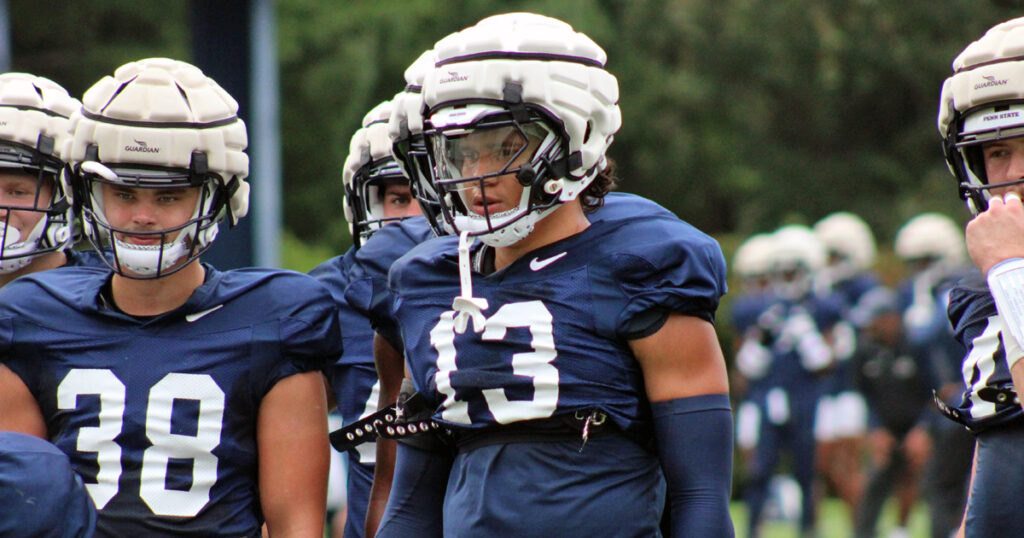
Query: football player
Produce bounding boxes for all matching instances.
[810,212,879,521]
[731,233,778,464]
[368,12,733,537]
[740,224,843,538]
[309,95,425,538]
[937,16,1024,536]
[0,73,102,287]
[0,58,342,536]
[849,287,936,538]
[892,212,973,538]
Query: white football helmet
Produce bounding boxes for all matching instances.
[733,233,776,291]
[388,49,444,235]
[894,213,966,271]
[66,58,249,278]
[343,100,411,247]
[770,224,826,300]
[421,12,621,247]
[0,73,80,274]
[813,212,876,282]
[938,17,1024,214]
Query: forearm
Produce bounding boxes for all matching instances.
[366,438,396,537]
[652,394,735,538]
[367,333,406,536]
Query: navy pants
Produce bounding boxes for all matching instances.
[965,420,1024,537]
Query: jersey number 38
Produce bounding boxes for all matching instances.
[58,369,224,517]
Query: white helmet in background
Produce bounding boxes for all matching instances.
[733,233,776,290]
[422,12,621,247]
[938,17,1024,214]
[343,100,411,247]
[894,212,965,273]
[66,58,249,278]
[771,224,826,300]
[0,73,80,273]
[813,212,876,282]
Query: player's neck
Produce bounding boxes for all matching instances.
[0,250,67,288]
[494,200,589,271]
[110,260,205,317]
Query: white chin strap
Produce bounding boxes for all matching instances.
[452,204,559,248]
[0,222,42,274]
[113,235,191,277]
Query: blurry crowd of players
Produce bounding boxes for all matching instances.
[728,211,973,538]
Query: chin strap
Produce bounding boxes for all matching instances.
[451,231,488,334]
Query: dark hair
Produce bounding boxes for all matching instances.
[580,157,617,213]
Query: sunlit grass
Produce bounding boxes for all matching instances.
[730,497,931,538]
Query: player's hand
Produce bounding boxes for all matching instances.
[966,192,1024,274]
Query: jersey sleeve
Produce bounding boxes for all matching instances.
[344,251,402,352]
[610,224,728,339]
[344,219,439,352]
[0,280,44,387]
[274,277,343,381]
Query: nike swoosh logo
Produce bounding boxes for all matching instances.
[186,304,224,322]
[529,252,568,271]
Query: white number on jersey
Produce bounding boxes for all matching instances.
[962,314,1001,420]
[57,369,225,517]
[431,300,559,425]
[353,380,380,464]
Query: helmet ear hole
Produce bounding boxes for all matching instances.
[583,121,593,144]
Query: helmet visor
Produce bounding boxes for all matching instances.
[431,122,547,188]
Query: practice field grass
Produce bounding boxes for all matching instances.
[730,497,932,537]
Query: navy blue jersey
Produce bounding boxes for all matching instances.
[310,247,382,538]
[731,291,774,335]
[823,275,880,396]
[948,271,1023,432]
[833,272,882,317]
[0,265,342,537]
[344,217,437,352]
[898,270,967,388]
[65,247,112,268]
[347,192,683,351]
[311,248,379,460]
[387,209,727,437]
[761,297,843,388]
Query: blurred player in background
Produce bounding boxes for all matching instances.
[740,224,843,538]
[892,212,972,538]
[850,287,937,538]
[732,232,779,467]
[811,212,881,522]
